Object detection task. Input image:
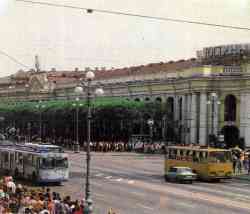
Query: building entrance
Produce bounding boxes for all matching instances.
[221,125,239,148]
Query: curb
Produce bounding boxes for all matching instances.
[233,174,250,181]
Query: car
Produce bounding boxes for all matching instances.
[165,167,197,184]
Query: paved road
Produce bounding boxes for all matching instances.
[53,152,250,214]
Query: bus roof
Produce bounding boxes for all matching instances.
[167,145,230,152]
[0,141,64,154]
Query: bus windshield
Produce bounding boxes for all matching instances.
[209,151,231,163]
[40,157,68,169]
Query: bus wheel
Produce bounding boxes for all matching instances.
[164,175,169,182]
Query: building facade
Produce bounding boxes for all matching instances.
[1,44,250,147]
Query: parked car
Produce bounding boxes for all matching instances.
[165,167,197,184]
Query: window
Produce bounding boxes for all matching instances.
[40,157,68,169]
[18,153,23,165]
[169,167,177,173]
[55,158,68,168]
[224,95,236,121]
[193,151,199,162]
[4,153,8,163]
[177,168,192,173]
[209,151,231,163]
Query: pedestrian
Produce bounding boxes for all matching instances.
[232,153,237,174]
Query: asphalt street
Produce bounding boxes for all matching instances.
[53,152,250,214]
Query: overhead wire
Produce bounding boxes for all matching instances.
[15,0,250,31]
[0,50,30,69]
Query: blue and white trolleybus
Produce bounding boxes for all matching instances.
[0,141,69,183]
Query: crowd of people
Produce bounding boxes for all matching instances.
[232,149,250,175]
[0,176,117,214]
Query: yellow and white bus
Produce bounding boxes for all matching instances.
[164,146,233,181]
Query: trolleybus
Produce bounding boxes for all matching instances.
[0,141,69,183]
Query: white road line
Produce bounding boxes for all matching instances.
[131,191,145,197]
[93,193,106,198]
[128,180,135,184]
[116,178,123,182]
[105,176,113,179]
[95,173,104,177]
[136,203,154,210]
[176,202,195,208]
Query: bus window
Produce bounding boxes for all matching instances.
[41,158,53,169]
[55,158,68,168]
[170,149,177,159]
[198,152,208,163]
[15,152,18,162]
[193,151,199,162]
[4,153,8,163]
[40,157,68,169]
[18,153,23,165]
[27,154,33,165]
[209,151,231,163]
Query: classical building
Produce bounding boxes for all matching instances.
[1,43,250,147]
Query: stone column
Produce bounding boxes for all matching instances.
[199,93,208,145]
[190,93,197,144]
[240,93,246,139]
[243,93,250,147]
[183,94,189,144]
[174,95,179,122]
[187,94,192,144]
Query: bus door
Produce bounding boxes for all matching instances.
[9,153,15,172]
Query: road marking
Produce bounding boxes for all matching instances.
[95,173,104,177]
[136,203,154,210]
[131,191,145,197]
[93,193,106,198]
[105,176,112,179]
[134,180,250,211]
[128,180,135,184]
[116,178,123,182]
[176,202,195,208]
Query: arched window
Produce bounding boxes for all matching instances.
[145,97,150,102]
[134,98,140,102]
[224,95,237,121]
[155,97,162,103]
[166,97,174,121]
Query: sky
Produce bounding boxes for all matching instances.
[0,0,250,77]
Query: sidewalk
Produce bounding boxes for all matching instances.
[233,172,250,181]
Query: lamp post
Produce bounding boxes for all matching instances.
[72,97,83,153]
[207,92,220,147]
[147,119,154,144]
[35,101,45,143]
[75,71,104,213]
[8,85,16,127]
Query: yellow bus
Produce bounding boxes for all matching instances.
[164,146,233,181]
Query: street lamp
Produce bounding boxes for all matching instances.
[76,71,104,213]
[147,119,154,144]
[207,92,221,147]
[8,85,16,127]
[35,100,45,143]
[72,97,83,153]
